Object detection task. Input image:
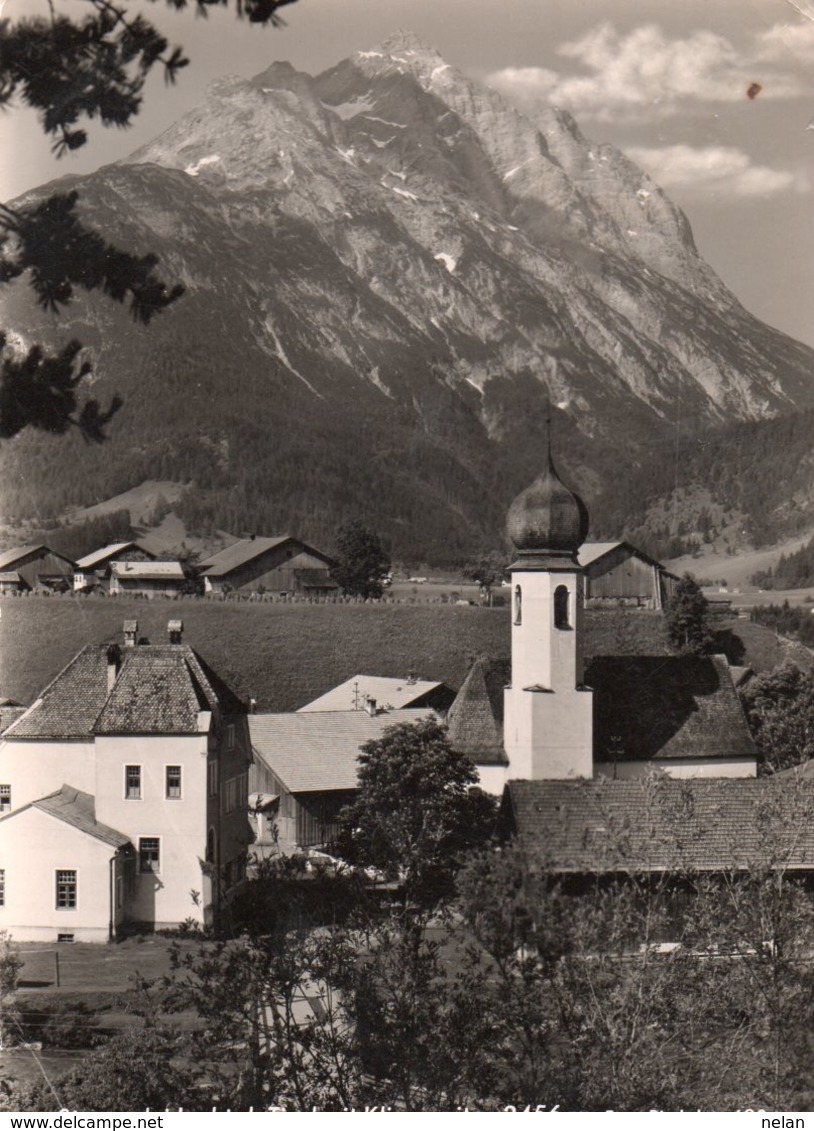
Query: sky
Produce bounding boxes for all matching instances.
[4,0,814,346]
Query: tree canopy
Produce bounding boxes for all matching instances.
[665,572,714,655]
[331,520,391,598]
[0,0,296,442]
[338,718,497,906]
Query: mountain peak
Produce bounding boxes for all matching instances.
[368,29,442,59]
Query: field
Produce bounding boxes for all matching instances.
[1,597,806,712]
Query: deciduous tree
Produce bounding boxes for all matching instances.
[665,572,714,655]
[331,520,391,599]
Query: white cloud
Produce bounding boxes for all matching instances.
[755,19,814,64]
[486,21,806,122]
[625,144,799,197]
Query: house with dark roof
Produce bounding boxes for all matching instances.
[578,542,679,610]
[198,536,337,596]
[248,707,435,854]
[73,542,156,592]
[0,620,250,940]
[0,545,75,592]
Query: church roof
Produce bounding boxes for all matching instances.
[506,452,589,556]
[446,657,510,764]
[588,654,757,763]
[446,653,755,766]
[505,777,814,872]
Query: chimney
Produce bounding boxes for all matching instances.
[168,619,183,645]
[249,697,257,714]
[123,620,138,648]
[365,696,377,718]
[106,643,121,693]
[407,669,417,685]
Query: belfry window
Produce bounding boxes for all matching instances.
[514,585,522,625]
[554,585,570,629]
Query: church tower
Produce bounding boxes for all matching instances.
[503,435,594,780]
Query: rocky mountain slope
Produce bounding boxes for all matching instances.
[2,31,813,562]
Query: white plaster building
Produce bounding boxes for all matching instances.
[0,621,250,941]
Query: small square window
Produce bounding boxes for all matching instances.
[0,785,10,813]
[166,765,182,799]
[139,837,160,874]
[56,870,77,910]
[125,766,141,800]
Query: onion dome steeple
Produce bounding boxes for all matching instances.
[506,407,589,558]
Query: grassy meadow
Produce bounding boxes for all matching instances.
[1,596,804,711]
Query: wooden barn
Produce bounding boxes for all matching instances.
[198,536,337,596]
[0,545,75,592]
[578,542,679,610]
[247,708,434,854]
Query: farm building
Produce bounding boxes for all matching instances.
[298,673,455,715]
[248,708,434,854]
[0,545,75,592]
[578,542,678,609]
[109,560,186,598]
[198,536,337,596]
[74,542,156,592]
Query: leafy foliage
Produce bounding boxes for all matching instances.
[665,572,714,655]
[331,521,391,598]
[0,0,295,442]
[740,662,814,774]
[338,719,498,907]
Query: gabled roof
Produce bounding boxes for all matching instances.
[446,657,510,765]
[249,708,434,793]
[0,544,74,570]
[111,561,184,580]
[0,704,26,734]
[4,642,244,740]
[199,536,333,577]
[578,541,675,575]
[588,655,756,762]
[506,777,814,872]
[75,542,152,570]
[0,785,130,849]
[298,674,447,713]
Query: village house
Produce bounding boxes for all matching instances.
[0,620,250,941]
[0,545,75,593]
[109,559,186,598]
[73,541,156,592]
[198,535,337,596]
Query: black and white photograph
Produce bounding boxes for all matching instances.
[2,0,814,1114]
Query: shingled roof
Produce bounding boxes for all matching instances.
[0,785,130,848]
[446,653,754,766]
[506,777,814,872]
[587,655,756,762]
[298,674,450,713]
[446,657,510,764]
[75,542,151,570]
[3,641,244,740]
[249,708,434,792]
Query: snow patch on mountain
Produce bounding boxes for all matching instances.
[184,155,221,177]
[434,253,457,273]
